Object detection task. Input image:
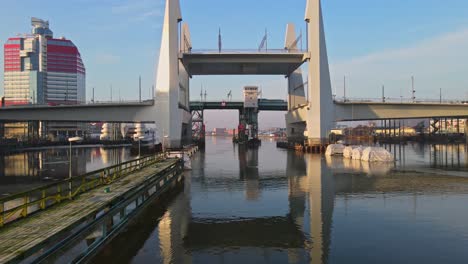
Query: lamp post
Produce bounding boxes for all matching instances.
[136,136,145,158]
[68,136,83,199]
[163,135,169,155]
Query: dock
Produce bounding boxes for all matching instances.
[0,155,184,263]
[277,141,328,153]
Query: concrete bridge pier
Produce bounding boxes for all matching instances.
[154,0,192,148]
[285,0,334,146]
[285,23,308,143]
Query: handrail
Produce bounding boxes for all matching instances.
[33,158,185,263]
[185,49,306,54]
[0,153,168,227]
[335,97,468,105]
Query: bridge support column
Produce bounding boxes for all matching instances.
[304,0,334,145]
[285,23,308,143]
[154,0,192,148]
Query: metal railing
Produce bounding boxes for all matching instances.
[1,100,155,109]
[0,154,165,227]
[186,49,306,54]
[334,97,468,105]
[34,158,184,263]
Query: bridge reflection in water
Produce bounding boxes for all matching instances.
[89,138,468,263]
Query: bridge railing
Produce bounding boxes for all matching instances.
[186,49,306,54]
[0,153,167,227]
[1,99,155,109]
[335,97,468,105]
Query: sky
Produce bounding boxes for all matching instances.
[1,0,468,130]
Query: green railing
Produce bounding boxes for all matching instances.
[0,154,166,227]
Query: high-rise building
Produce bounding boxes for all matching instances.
[2,18,86,140]
[3,17,85,106]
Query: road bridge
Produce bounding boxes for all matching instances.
[0,0,468,147]
[190,99,288,111]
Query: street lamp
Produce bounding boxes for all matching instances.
[163,135,169,154]
[136,136,145,158]
[68,136,83,198]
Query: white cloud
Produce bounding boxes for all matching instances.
[330,28,468,100]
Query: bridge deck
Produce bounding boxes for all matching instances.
[190,100,288,111]
[181,52,307,75]
[0,159,180,263]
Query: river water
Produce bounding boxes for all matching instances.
[90,137,468,264]
[1,139,468,263]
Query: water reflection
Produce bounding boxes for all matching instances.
[83,140,468,263]
[0,147,136,196]
[381,143,467,170]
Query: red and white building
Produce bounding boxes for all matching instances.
[3,17,85,106]
[2,18,86,140]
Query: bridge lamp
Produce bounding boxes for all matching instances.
[68,136,83,199]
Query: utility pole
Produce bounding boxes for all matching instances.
[300,28,303,51]
[92,87,95,103]
[343,76,347,102]
[382,85,385,103]
[139,75,142,102]
[411,76,416,103]
[110,85,113,102]
[440,88,442,104]
[204,89,207,102]
[218,28,222,53]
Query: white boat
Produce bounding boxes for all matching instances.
[99,123,112,140]
[132,123,161,151]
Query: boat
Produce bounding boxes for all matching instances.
[131,123,162,152]
[99,123,112,140]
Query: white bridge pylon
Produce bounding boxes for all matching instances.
[1,0,464,147]
[154,0,334,147]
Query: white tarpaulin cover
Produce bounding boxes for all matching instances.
[343,146,362,159]
[343,146,354,159]
[325,144,345,156]
[351,147,365,160]
[361,147,394,162]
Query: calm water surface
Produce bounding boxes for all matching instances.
[0,147,136,196]
[88,138,468,264]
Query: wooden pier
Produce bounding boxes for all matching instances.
[276,141,328,153]
[0,155,184,263]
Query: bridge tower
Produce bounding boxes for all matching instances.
[154,0,192,148]
[285,0,334,145]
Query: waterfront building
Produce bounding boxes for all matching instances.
[3,18,86,140]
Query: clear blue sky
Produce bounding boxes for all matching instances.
[1,0,468,128]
